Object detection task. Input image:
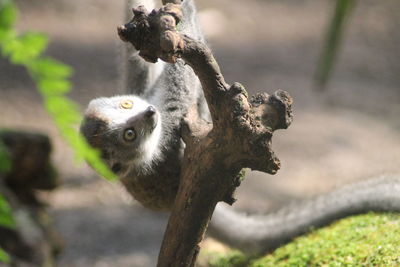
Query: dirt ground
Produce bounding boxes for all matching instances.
[1,0,399,266]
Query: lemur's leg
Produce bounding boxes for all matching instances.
[119,0,165,95]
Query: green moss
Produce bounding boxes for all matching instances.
[208,213,400,267]
[206,250,250,267]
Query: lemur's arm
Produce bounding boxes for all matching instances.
[210,175,400,255]
[120,0,165,95]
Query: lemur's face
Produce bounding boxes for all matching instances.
[80,95,162,175]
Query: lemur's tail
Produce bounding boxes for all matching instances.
[209,175,400,255]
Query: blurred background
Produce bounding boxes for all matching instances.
[0,0,399,266]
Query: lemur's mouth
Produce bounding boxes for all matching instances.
[111,163,122,174]
[150,122,157,132]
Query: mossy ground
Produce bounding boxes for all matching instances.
[204,213,400,267]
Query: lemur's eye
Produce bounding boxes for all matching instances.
[120,99,133,109]
[123,128,136,142]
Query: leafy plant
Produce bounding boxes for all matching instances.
[0,141,13,235]
[0,194,15,230]
[0,0,116,260]
[0,146,13,263]
[315,0,356,90]
[0,194,14,263]
[0,135,12,263]
[0,0,115,181]
[0,247,10,264]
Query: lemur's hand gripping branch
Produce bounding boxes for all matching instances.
[118,3,293,266]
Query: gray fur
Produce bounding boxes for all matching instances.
[120,0,203,97]
[210,175,400,255]
[138,0,205,172]
[120,0,160,95]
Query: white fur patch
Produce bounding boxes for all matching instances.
[139,111,163,167]
[85,95,163,168]
[86,95,151,126]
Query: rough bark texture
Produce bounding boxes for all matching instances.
[118,3,293,266]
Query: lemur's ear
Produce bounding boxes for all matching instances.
[80,117,108,148]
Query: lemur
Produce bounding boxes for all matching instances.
[81,0,207,210]
[81,0,400,256]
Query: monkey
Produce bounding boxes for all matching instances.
[80,0,400,256]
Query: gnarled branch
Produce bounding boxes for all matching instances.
[118,3,293,266]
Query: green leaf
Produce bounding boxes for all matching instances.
[80,141,116,181]
[2,32,48,64]
[38,78,72,95]
[44,97,81,123]
[0,0,16,30]
[0,0,16,43]
[314,0,356,90]
[0,28,14,43]
[0,194,16,229]
[0,247,10,263]
[30,57,73,79]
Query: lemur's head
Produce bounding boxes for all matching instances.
[80,95,162,176]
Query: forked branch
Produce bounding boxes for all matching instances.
[118,3,293,266]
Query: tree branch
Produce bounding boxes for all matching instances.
[118,3,293,266]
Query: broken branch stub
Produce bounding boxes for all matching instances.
[118,4,293,267]
[118,4,184,63]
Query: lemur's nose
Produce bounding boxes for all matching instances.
[145,106,156,117]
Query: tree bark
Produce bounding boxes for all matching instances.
[117,3,293,266]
